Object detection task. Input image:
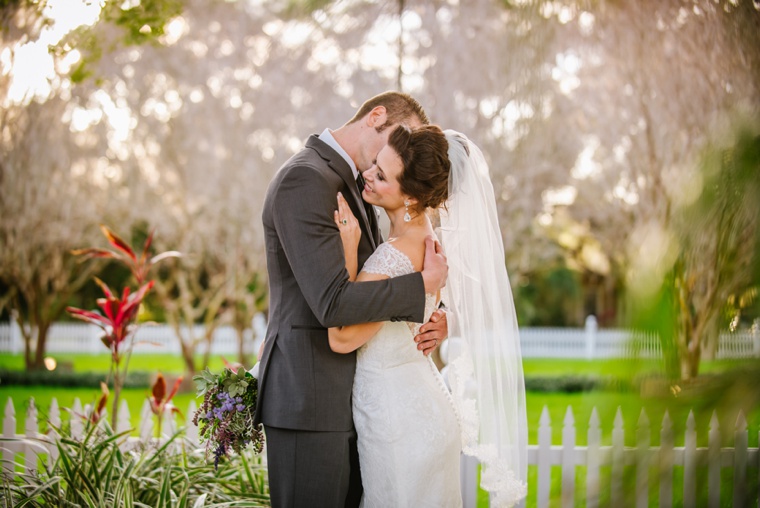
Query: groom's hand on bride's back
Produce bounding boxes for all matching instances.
[414,308,448,357]
[421,236,447,295]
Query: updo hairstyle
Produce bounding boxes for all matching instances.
[387,124,451,214]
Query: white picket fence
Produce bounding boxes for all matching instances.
[0,397,201,475]
[2,397,759,506]
[1,316,759,359]
[0,314,268,357]
[523,407,759,508]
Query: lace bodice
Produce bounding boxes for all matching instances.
[361,242,438,336]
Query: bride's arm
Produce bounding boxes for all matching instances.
[328,271,388,354]
[329,192,384,353]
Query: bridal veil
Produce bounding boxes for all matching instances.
[439,130,528,507]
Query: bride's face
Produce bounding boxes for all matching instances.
[361,144,407,211]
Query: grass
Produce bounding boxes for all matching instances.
[0,352,235,374]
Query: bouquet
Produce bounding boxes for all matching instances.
[192,367,265,468]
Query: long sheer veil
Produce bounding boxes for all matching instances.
[439,130,527,507]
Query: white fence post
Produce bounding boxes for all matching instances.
[733,411,748,507]
[659,411,673,508]
[2,398,16,473]
[708,412,720,508]
[584,315,597,360]
[586,408,601,508]
[139,400,153,443]
[70,398,83,438]
[635,409,650,508]
[611,408,624,507]
[460,454,479,508]
[186,399,199,447]
[537,406,551,508]
[24,399,38,474]
[117,399,131,437]
[48,398,60,465]
[9,316,23,355]
[561,407,575,507]
[684,411,697,506]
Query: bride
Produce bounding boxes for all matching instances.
[329,125,528,507]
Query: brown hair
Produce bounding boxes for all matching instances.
[347,91,430,132]
[387,124,450,213]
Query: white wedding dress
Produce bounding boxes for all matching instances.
[352,242,462,508]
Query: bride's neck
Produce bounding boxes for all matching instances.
[387,208,428,238]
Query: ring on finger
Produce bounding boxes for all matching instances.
[342,219,348,225]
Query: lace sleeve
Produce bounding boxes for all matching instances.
[361,242,415,279]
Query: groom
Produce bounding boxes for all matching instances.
[255,91,449,508]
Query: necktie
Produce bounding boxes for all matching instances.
[355,172,377,234]
[355,173,365,194]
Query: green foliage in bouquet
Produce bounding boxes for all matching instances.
[193,367,265,469]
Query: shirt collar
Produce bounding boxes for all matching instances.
[318,128,358,179]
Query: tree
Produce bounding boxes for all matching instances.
[631,126,760,380]
[568,0,759,378]
[0,94,103,369]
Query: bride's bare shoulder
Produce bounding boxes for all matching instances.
[386,229,433,272]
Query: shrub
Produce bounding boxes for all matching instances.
[0,420,269,506]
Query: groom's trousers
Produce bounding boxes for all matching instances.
[264,425,362,508]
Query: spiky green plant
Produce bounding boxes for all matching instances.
[1,418,269,506]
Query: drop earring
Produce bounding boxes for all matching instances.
[403,200,411,222]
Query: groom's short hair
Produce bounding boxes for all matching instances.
[347,91,429,131]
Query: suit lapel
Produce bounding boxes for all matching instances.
[306,136,377,251]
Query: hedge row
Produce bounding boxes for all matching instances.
[0,369,152,388]
[0,368,632,393]
[524,375,630,393]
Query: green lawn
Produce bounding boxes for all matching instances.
[0,352,236,374]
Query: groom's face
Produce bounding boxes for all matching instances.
[359,124,395,172]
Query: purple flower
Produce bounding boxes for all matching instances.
[236,404,245,411]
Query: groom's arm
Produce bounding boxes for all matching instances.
[273,166,426,327]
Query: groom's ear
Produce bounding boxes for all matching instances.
[366,106,387,128]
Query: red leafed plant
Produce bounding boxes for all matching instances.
[66,226,180,428]
[72,225,180,285]
[149,373,183,436]
[67,277,155,364]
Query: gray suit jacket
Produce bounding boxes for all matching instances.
[255,135,426,431]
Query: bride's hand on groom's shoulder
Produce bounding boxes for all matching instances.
[414,308,448,356]
[421,236,447,295]
[334,192,361,252]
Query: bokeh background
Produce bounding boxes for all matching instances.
[1,0,759,505]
